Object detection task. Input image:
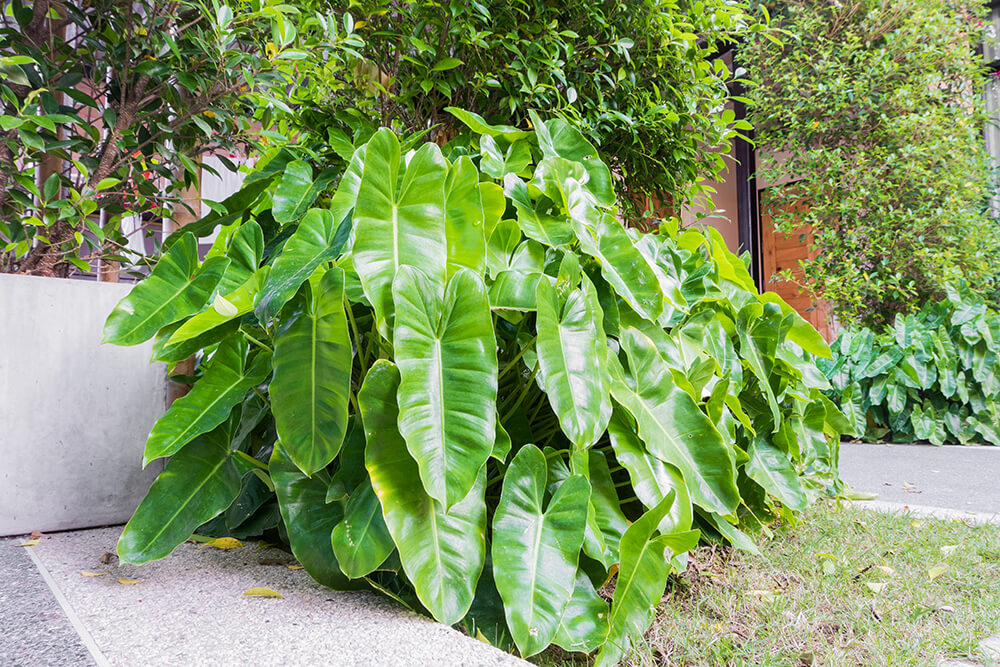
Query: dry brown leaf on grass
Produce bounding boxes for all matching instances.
[15,539,40,547]
[118,577,141,585]
[199,537,243,550]
[80,571,107,577]
[242,587,283,598]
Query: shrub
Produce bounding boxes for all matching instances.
[743,0,1000,327]
[104,112,845,662]
[822,283,1000,445]
[275,0,764,222]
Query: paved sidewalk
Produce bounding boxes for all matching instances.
[1,527,525,667]
[840,442,1000,523]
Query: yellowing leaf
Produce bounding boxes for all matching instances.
[816,552,839,560]
[475,628,491,645]
[255,541,275,550]
[118,577,142,585]
[877,565,896,576]
[242,587,284,598]
[928,564,949,581]
[80,571,107,577]
[286,565,304,570]
[15,539,40,547]
[866,582,888,594]
[199,537,244,550]
[212,293,238,317]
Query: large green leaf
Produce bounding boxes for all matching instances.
[213,221,264,295]
[444,155,486,276]
[535,275,611,449]
[492,445,590,657]
[270,268,352,475]
[607,407,692,533]
[393,266,497,507]
[269,446,360,590]
[594,493,700,667]
[360,360,486,625]
[117,420,241,564]
[353,130,448,333]
[166,267,269,347]
[745,438,807,511]
[445,107,533,142]
[330,479,395,579]
[609,328,739,516]
[531,112,615,207]
[143,336,271,465]
[272,161,339,224]
[552,570,610,654]
[104,233,229,346]
[570,208,663,323]
[504,174,575,247]
[254,207,352,322]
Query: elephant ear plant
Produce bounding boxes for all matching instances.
[104,109,846,663]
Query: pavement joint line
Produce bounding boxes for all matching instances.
[847,500,1000,526]
[24,545,111,667]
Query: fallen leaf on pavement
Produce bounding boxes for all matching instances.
[30,531,45,539]
[118,577,141,585]
[199,537,243,550]
[242,587,283,598]
[287,565,303,570]
[15,539,40,547]
[99,552,115,564]
[80,571,106,577]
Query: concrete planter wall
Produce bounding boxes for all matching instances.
[1,274,167,536]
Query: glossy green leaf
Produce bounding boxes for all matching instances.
[118,421,241,564]
[610,328,739,516]
[255,207,352,321]
[273,161,338,224]
[552,570,610,654]
[353,130,448,333]
[444,156,487,276]
[607,408,692,533]
[493,445,590,657]
[269,446,360,590]
[360,360,486,625]
[214,221,264,295]
[143,337,271,465]
[331,480,395,578]
[393,267,497,507]
[104,233,228,346]
[167,267,268,347]
[445,107,532,142]
[594,493,700,667]
[271,268,352,475]
[504,174,575,247]
[745,438,807,511]
[531,112,615,207]
[535,275,611,448]
[571,208,663,322]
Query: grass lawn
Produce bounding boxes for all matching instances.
[540,502,1000,666]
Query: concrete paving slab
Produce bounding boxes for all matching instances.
[28,527,527,667]
[0,538,94,666]
[839,442,1000,515]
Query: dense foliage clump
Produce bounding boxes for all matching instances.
[744,0,1000,327]
[280,0,764,221]
[824,283,1000,446]
[105,114,845,663]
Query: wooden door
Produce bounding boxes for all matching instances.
[759,194,835,341]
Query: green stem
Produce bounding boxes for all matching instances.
[241,328,273,354]
[252,386,271,407]
[497,335,536,382]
